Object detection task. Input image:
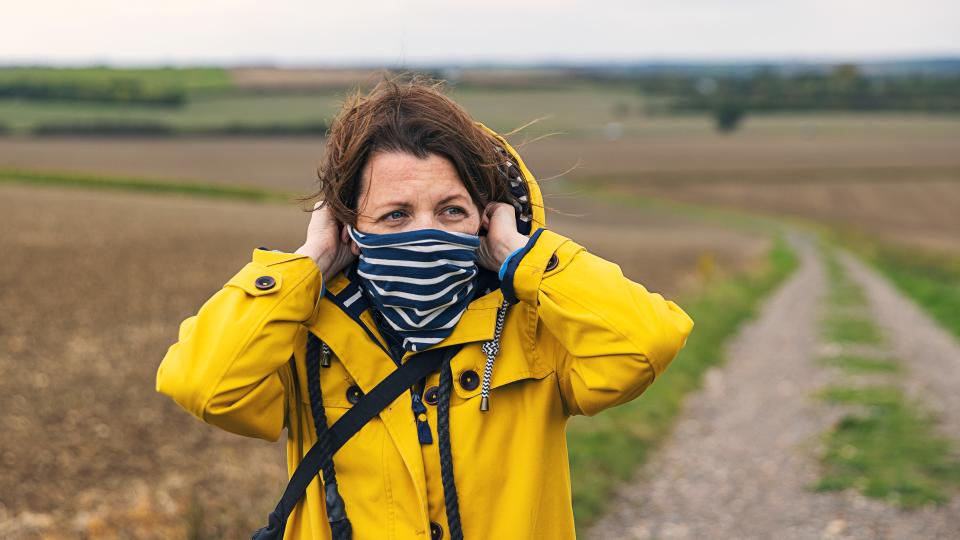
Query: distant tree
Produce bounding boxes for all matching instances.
[611,100,631,119]
[714,101,745,133]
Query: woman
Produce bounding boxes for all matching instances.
[156,76,694,539]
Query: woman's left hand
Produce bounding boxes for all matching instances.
[477,202,529,272]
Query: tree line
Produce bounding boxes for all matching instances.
[638,64,960,114]
[630,64,960,132]
[0,77,186,106]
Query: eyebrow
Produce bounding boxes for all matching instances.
[374,194,469,211]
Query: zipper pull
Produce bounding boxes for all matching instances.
[320,342,332,368]
[411,393,433,445]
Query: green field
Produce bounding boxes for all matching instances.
[0,66,233,91]
[6,67,960,139]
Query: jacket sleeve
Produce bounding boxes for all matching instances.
[156,248,324,441]
[506,229,694,417]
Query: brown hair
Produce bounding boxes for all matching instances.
[298,72,519,225]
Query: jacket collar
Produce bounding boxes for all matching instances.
[307,261,505,395]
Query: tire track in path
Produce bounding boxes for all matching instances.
[587,234,960,539]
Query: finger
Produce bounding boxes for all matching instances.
[485,202,508,224]
[490,202,514,223]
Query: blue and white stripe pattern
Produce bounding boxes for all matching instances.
[347,224,481,352]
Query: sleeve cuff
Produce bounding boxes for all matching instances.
[500,228,547,304]
[498,246,526,281]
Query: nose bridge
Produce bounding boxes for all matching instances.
[412,208,440,230]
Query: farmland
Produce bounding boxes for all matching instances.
[3,110,957,258]
[0,176,768,537]
[3,70,959,537]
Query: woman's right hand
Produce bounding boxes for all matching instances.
[295,201,356,278]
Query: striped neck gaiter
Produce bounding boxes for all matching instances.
[347,224,481,352]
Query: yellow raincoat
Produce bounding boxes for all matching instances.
[156,123,694,539]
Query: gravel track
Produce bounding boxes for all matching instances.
[588,235,960,539]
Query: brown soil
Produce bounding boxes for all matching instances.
[0,137,327,193]
[618,178,960,254]
[2,131,958,191]
[2,133,956,256]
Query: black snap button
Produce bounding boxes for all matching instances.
[345,385,363,405]
[459,370,480,391]
[429,521,443,540]
[424,385,440,405]
[545,253,559,272]
[254,275,276,290]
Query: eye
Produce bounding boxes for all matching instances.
[443,206,466,217]
[381,210,408,221]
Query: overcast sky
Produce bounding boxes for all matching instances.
[4,0,959,66]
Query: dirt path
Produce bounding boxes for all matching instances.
[587,234,960,539]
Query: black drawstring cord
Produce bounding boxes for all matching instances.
[306,327,492,540]
[306,332,353,540]
[437,301,507,539]
[437,357,465,540]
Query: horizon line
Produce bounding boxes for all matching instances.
[3,52,960,70]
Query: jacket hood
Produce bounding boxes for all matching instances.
[325,122,545,363]
[474,121,546,237]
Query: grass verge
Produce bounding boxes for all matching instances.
[815,385,960,508]
[834,231,960,340]
[815,241,960,509]
[0,167,294,203]
[567,235,798,534]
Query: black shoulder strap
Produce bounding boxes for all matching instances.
[252,343,463,540]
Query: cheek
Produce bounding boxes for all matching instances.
[355,214,383,234]
[449,209,482,235]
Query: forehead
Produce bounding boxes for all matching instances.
[360,151,468,205]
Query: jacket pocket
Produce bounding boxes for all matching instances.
[294,346,358,409]
[449,343,553,403]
